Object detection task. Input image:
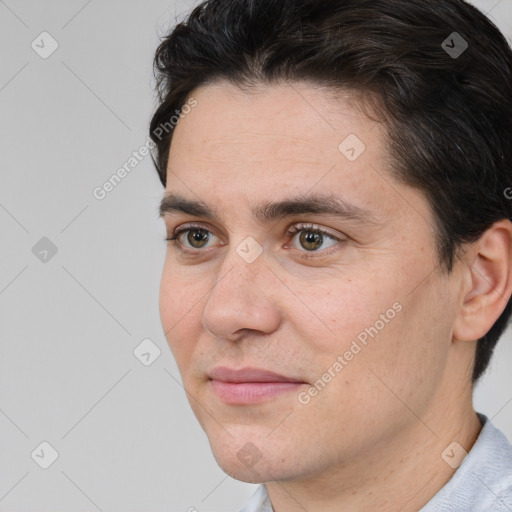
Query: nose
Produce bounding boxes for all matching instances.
[201,244,281,342]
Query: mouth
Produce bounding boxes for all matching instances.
[208,366,307,405]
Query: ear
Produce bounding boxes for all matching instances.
[453,219,512,342]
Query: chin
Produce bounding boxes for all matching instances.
[219,462,269,484]
[208,435,303,484]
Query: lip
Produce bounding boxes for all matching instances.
[208,366,306,405]
[208,366,304,383]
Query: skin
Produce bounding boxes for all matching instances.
[159,81,512,511]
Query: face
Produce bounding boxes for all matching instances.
[159,81,462,483]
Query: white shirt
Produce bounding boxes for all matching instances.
[237,414,512,511]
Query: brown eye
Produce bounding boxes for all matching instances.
[288,225,340,253]
[298,231,324,251]
[166,226,217,250]
[185,228,210,248]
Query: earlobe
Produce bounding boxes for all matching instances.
[453,219,512,343]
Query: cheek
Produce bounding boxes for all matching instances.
[327,276,454,420]
[158,259,205,359]
[292,269,434,403]
[291,272,402,356]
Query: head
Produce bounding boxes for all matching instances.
[151,0,512,483]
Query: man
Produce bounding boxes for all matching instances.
[149,0,512,510]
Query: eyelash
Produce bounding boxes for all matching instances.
[165,223,344,258]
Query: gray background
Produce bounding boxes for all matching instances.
[0,1,511,511]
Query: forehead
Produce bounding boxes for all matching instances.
[169,81,383,164]
[163,81,426,230]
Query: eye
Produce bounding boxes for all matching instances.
[286,223,342,253]
[166,224,220,250]
[165,222,345,255]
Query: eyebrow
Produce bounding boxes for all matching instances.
[159,192,381,225]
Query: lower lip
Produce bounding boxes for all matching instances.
[210,380,304,404]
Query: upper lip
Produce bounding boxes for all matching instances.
[209,366,305,383]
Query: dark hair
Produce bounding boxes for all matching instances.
[149,0,512,384]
